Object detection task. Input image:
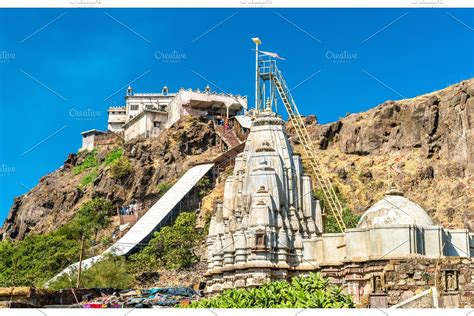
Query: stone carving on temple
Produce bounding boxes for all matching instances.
[443,270,459,293]
[371,274,386,294]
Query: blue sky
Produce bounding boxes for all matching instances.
[0,8,473,223]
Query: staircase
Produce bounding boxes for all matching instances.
[260,58,347,232]
[46,163,214,285]
[214,124,242,148]
[107,163,215,256]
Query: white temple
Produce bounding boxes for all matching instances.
[205,102,473,302]
[206,102,323,291]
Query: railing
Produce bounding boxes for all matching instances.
[213,142,245,174]
[260,56,347,231]
[117,203,142,225]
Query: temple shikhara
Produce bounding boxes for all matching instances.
[206,103,323,288]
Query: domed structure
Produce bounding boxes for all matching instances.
[357,186,434,229]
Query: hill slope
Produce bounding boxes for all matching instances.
[1,117,218,241]
[2,79,473,242]
[290,78,473,228]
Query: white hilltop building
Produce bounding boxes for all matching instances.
[205,103,474,307]
[80,85,248,150]
[107,85,247,141]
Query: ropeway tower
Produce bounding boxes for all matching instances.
[251,37,347,232]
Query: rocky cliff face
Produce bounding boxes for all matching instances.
[2,79,473,241]
[1,117,218,241]
[289,78,473,228]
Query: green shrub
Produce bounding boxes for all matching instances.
[104,147,123,166]
[109,156,133,181]
[49,255,134,290]
[324,209,361,234]
[196,176,212,198]
[187,272,354,308]
[73,150,98,175]
[0,198,113,287]
[129,212,203,271]
[0,232,80,287]
[157,181,172,196]
[100,235,113,248]
[314,186,360,233]
[80,168,99,187]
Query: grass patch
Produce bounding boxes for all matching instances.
[73,150,98,175]
[104,147,123,166]
[80,168,99,187]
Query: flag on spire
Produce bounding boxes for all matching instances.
[260,50,285,60]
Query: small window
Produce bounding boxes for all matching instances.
[130,104,139,111]
[154,121,161,128]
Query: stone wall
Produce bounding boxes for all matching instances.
[384,257,474,308]
[94,132,122,147]
[0,287,109,307]
[315,257,474,308]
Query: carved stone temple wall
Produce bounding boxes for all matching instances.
[204,106,474,307]
[205,106,323,292]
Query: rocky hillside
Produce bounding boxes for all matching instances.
[2,79,473,242]
[1,116,219,241]
[289,78,473,229]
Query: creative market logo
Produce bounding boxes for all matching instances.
[69,0,102,7]
[154,50,187,63]
[240,0,273,7]
[0,51,16,63]
[325,50,358,64]
[69,108,102,121]
[0,164,16,176]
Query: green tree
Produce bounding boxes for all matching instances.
[129,212,203,271]
[70,198,112,238]
[0,198,114,287]
[0,232,80,287]
[67,198,113,287]
[187,273,354,308]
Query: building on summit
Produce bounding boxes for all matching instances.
[80,85,248,150]
[108,85,247,141]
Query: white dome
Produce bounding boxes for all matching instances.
[357,189,434,228]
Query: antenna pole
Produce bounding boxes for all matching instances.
[252,37,261,113]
